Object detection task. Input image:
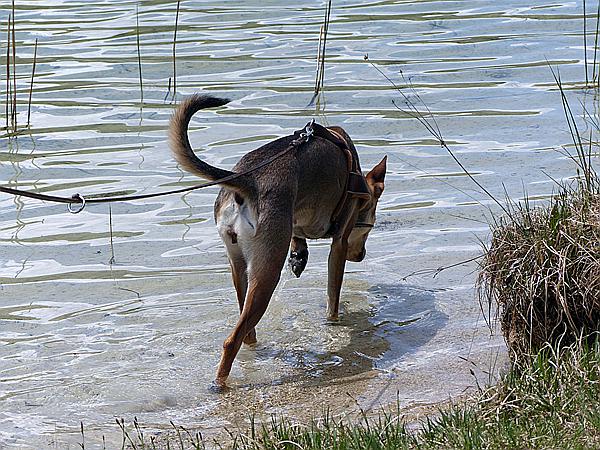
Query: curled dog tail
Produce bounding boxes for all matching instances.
[169,94,254,196]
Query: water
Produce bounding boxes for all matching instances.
[0,0,592,447]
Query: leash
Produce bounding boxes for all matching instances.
[0,120,316,214]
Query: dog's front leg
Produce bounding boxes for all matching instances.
[326,237,348,321]
[288,236,309,278]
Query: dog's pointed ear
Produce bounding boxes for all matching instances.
[366,156,387,198]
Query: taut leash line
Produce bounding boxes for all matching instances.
[0,121,315,214]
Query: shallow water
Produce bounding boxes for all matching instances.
[0,0,593,447]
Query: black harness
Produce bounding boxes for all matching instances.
[307,123,374,234]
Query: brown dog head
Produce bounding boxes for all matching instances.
[346,156,387,262]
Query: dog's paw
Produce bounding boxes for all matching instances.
[326,313,340,323]
[209,379,230,394]
[288,248,308,278]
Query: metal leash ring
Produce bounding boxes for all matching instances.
[68,193,86,214]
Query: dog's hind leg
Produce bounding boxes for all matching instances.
[216,228,291,386]
[226,247,257,345]
[288,236,308,278]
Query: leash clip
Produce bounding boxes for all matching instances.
[290,119,316,147]
[68,193,86,214]
[300,119,315,143]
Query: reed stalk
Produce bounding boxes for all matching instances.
[165,76,172,102]
[27,38,37,128]
[314,24,324,93]
[11,0,17,131]
[171,0,181,102]
[79,422,85,450]
[584,0,589,85]
[108,204,115,265]
[5,14,11,131]
[313,0,332,97]
[593,1,600,83]
[136,4,143,106]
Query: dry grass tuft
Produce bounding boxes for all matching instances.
[479,186,600,359]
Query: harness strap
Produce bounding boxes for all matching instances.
[310,123,371,233]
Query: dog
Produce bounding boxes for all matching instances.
[169,94,386,387]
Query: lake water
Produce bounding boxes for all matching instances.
[0,0,593,448]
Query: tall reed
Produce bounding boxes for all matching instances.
[27,38,37,128]
[313,0,332,96]
[5,14,11,131]
[171,0,181,102]
[3,5,37,136]
[592,1,600,84]
[136,5,143,106]
[11,0,16,130]
[584,0,589,85]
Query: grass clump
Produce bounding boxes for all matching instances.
[479,185,600,359]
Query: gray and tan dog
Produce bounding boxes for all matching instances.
[170,94,386,387]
